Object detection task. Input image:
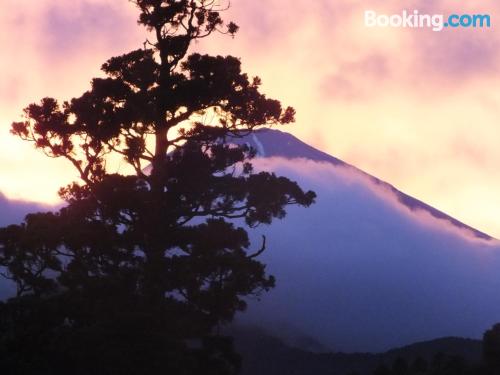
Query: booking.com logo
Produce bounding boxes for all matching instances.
[365,10,491,31]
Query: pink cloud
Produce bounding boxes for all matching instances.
[40,2,137,63]
[252,157,499,245]
[321,54,390,100]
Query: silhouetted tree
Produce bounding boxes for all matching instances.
[392,356,409,374]
[373,363,391,375]
[411,356,429,373]
[0,1,315,374]
[442,355,468,375]
[483,323,500,372]
[431,352,446,372]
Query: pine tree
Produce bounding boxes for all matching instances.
[0,1,315,373]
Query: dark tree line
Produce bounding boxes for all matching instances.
[0,1,315,374]
[365,324,500,375]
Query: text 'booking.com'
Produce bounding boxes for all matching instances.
[365,10,491,32]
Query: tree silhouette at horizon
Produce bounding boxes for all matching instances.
[0,1,315,373]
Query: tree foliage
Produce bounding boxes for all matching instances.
[483,323,500,371]
[0,1,315,373]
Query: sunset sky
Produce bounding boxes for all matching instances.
[1,0,499,237]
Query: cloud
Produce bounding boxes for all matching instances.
[0,192,52,227]
[321,54,390,100]
[0,0,143,204]
[223,0,500,99]
[41,1,138,63]
[236,157,500,352]
[212,0,500,238]
[0,193,56,299]
[412,29,499,84]
[255,157,497,244]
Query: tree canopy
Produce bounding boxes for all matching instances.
[0,1,315,374]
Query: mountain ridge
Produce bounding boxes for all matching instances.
[231,325,483,375]
[236,128,493,241]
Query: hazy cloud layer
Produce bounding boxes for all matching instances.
[238,158,500,352]
[0,194,51,298]
[2,157,499,352]
[0,193,48,227]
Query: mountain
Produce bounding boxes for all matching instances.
[230,325,482,375]
[230,129,500,352]
[235,129,491,240]
[1,129,499,353]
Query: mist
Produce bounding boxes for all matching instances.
[0,193,51,227]
[237,157,500,352]
[0,193,52,299]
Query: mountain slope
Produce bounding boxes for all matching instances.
[232,129,500,352]
[237,129,491,240]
